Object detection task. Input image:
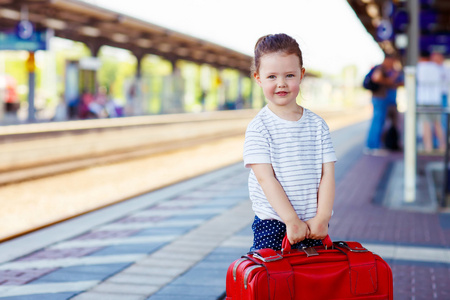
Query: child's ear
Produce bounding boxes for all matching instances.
[300,67,306,81]
[254,72,262,86]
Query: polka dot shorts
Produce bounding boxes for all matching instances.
[250,215,323,251]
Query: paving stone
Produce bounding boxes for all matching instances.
[0,255,140,270]
[219,236,252,248]
[91,282,159,295]
[161,244,215,256]
[137,257,197,269]
[72,230,140,240]
[132,228,189,237]
[201,201,237,209]
[86,243,164,257]
[174,213,218,220]
[165,239,222,248]
[124,265,185,277]
[192,260,231,271]
[150,251,205,262]
[0,281,99,298]
[115,216,168,224]
[0,268,58,286]
[108,273,172,286]
[16,248,103,261]
[155,199,208,208]
[30,263,130,284]
[235,226,253,236]
[0,292,78,299]
[99,219,204,231]
[152,284,223,297]
[172,268,225,287]
[72,291,147,300]
[52,236,176,250]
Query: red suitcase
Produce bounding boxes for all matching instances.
[226,235,392,300]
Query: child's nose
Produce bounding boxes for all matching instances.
[278,79,287,87]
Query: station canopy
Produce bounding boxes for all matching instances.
[0,0,252,73]
[347,0,450,57]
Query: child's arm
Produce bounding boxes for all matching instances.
[250,163,309,245]
[306,162,335,240]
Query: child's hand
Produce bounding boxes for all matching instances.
[305,216,329,240]
[286,219,309,245]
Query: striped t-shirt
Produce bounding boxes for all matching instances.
[243,105,337,222]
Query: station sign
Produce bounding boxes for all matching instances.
[420,34,450,55]
[377,19,393,41]
[0,28,51,51]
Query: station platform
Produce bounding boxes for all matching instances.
[0,120,449,300]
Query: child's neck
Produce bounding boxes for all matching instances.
[268,103,303,121]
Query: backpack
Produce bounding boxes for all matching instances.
[363,66,381,92]
[384,124,400,151]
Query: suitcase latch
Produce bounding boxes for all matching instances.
[336,241,368,252]
[252,253,283,262]
[302,247,319,257]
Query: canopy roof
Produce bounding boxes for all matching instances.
[0,0,252,73]
[347,0,450,57]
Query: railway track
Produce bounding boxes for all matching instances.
[0,109,257,185]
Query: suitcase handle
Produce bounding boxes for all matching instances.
[282,234,333,253]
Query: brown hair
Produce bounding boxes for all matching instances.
[251,33,303,75]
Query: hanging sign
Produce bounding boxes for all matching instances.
[377,19,393,41]
[0,22,51,51]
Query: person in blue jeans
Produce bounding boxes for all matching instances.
[365,55,402,155]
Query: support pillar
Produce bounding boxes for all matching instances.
[0,52,5,122]
[404,0,419,202]
[169,59,184,113]
[217,68,226,110]
[128,53,143,116]
[404,67,417,202]
[236,73,244,109]
[26,51,36,123]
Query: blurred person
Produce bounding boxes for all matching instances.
[430,51,450,135]
[244,34,336,251]
[104,93,124,118]
[67,96,79,120]
[95,86,108,106]
[416,51,446,152]
[78,89,94,119]
[126,81,137,116]
[52,95,67,121]
[364,55,401,155]
[3,75,20,114]
[88,86,109,118]
[384,57,404,151]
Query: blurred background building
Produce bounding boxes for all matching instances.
[0,0,383,125]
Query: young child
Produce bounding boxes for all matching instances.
[244,33,337,251]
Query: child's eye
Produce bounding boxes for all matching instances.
[267,75,276,79]
[286,74,295,78]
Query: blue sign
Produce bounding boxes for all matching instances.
[0,28,50,51]
[16,20,34,40]
[377,19,393,41]
[420,34,450,55]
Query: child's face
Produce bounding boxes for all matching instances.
[254,52,304,109]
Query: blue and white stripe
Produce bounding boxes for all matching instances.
[243,105,337,222]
